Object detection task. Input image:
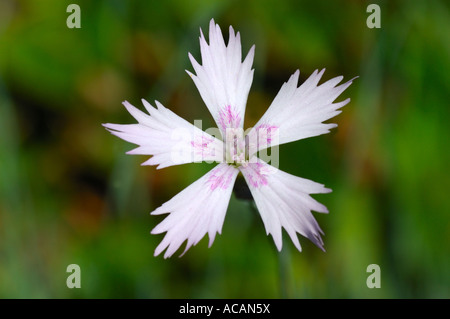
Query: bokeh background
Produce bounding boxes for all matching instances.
[0,0,449,298]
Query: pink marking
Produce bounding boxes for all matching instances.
[255,124,278,146]
[218,105,241,131]
[244,162,268,188]
[208,165,234,191]
[191,135,215,158]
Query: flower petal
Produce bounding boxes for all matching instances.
[239,159,331,252]
[103,99,224,169]
[151,163,239,258]
[248,69,356,153]
[187,19,255,136]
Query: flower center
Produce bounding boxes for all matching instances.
[224,128,248,167]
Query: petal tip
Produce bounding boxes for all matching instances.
[122,100,132,108]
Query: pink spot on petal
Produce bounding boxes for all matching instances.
[244,162,269,188]
[218,105,241,131]
[208,165,234,191]
[255,124,278,146]
[191,135,215,159]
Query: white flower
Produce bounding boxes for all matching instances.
[104,19,355,258]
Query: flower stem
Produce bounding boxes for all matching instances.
[278,243,291,299]
[248,200,291,298]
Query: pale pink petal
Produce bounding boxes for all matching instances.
[187,19,255,136]
[151,163,239,258]
[103,99,223,169]
[239,158,331,252]
[247,69,356,154]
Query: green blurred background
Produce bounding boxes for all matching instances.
[0,0,449,298]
